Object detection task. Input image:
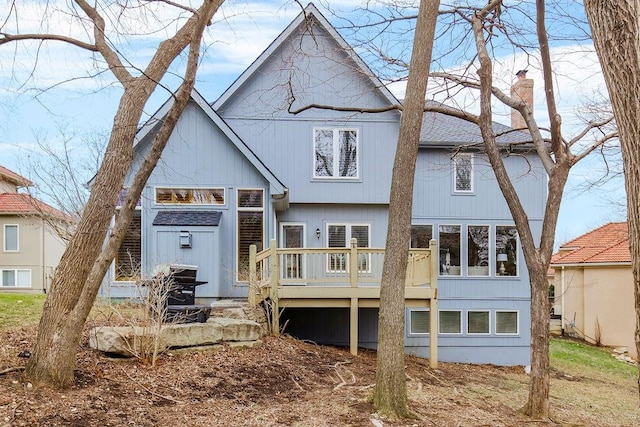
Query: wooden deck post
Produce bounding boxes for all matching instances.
[350,297,358,355]
[429,238,438,368]
[349,238,358,288]
[268,239,280,335]
[349,238,359,355]
[248,244,257,307]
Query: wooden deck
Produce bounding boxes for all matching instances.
[248,238,438,367]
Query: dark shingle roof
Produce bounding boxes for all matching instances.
[420,101,532,147]
[153,210,222,226]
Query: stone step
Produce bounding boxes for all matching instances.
[89,317,264,357]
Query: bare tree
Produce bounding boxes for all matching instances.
[21,129,106,229]
[0,0,223,388]
[309,0,616,420]
[583,0,640,399]
[373,0,440,419]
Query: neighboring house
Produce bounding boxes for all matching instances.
[102,3,545,366]
[0,166,68,294]
[550,222,635,358]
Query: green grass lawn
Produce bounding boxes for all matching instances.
[550,336,637,381]
[0,292,46,328]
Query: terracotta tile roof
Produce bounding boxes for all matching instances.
[0,192,67,219]
[0,166,32,187]
[551,222,630,265]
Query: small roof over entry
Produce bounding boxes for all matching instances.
[152,210,222,226]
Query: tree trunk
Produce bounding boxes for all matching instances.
[24,0,222,388]
[523,261,551,417]
[584,0,640,398]
[373,0,439,419]
[26,92,145,387]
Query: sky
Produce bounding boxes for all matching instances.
[0,0,627,245]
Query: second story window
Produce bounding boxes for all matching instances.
[3,224,18,252]
[453,153,473,193]
[314,128,358,179]
[155,188,225,205]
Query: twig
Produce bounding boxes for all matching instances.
[120,368,183,404]
[291,375,304,391]
[333,362,356,390]
[0,366,25,375]
[426,369,448,386]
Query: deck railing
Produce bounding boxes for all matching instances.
[248,238,437,307]
[248,238,438,366]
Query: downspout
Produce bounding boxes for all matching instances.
[560,266,565,335]
[41,218,46,293]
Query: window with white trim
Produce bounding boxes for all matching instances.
[1,269,31,287]
[495,225,518,276]
[468,310,490,334]
[314,128,358,179]
[496,311,519,334]
[115,209,142,282]
[155,187,224,205]
[454,153,473,192]
[280,223,305,279]
[439,310,462,334]
[237,189,264,278]
[439,225,461,276]
[467,225,490,276]
[410,225,433,248]
[327,224,369,272]
[3,224,18,252]
[409,310,430,334]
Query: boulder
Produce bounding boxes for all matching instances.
[90,318,264,356]
[208,317,263,341]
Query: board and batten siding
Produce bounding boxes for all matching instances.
[115,100,275,299]
[217,20,397,120]
[413,149,546,221]
[277,204,389,248]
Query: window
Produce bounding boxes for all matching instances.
[439,310,462,334]
[4,224,18,252]
[238,189,264,278]
[1,269,31,287]
[496,311,519,334]
[454,153,473,192]
[115,210,142,282]
[439,225,461,276]
[327,224,369,272]
[411,225,433,248]
[467,225,489,276]
[314,128,358,179]
[495,225,518,276]
[281,224,305,279]
[409,310,430,334]
[468,311,490,334]
[155,187,224,205]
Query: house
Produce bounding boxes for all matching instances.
[550,222,635,358]
[0,166,68,293]
[102,3,545,366]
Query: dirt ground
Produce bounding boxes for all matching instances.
[0,325,636,426]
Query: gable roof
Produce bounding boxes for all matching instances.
[213,2,399,110]
[0,166,32,188]
[133,89,288,201]
[0,192,67,219]
[551,222,630,265]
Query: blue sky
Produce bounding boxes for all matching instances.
[0,0,626,245]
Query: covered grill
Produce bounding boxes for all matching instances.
[153,264,211,323]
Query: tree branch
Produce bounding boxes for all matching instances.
[0,33,97,51]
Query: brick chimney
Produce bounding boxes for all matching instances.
[510,70,533,129]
